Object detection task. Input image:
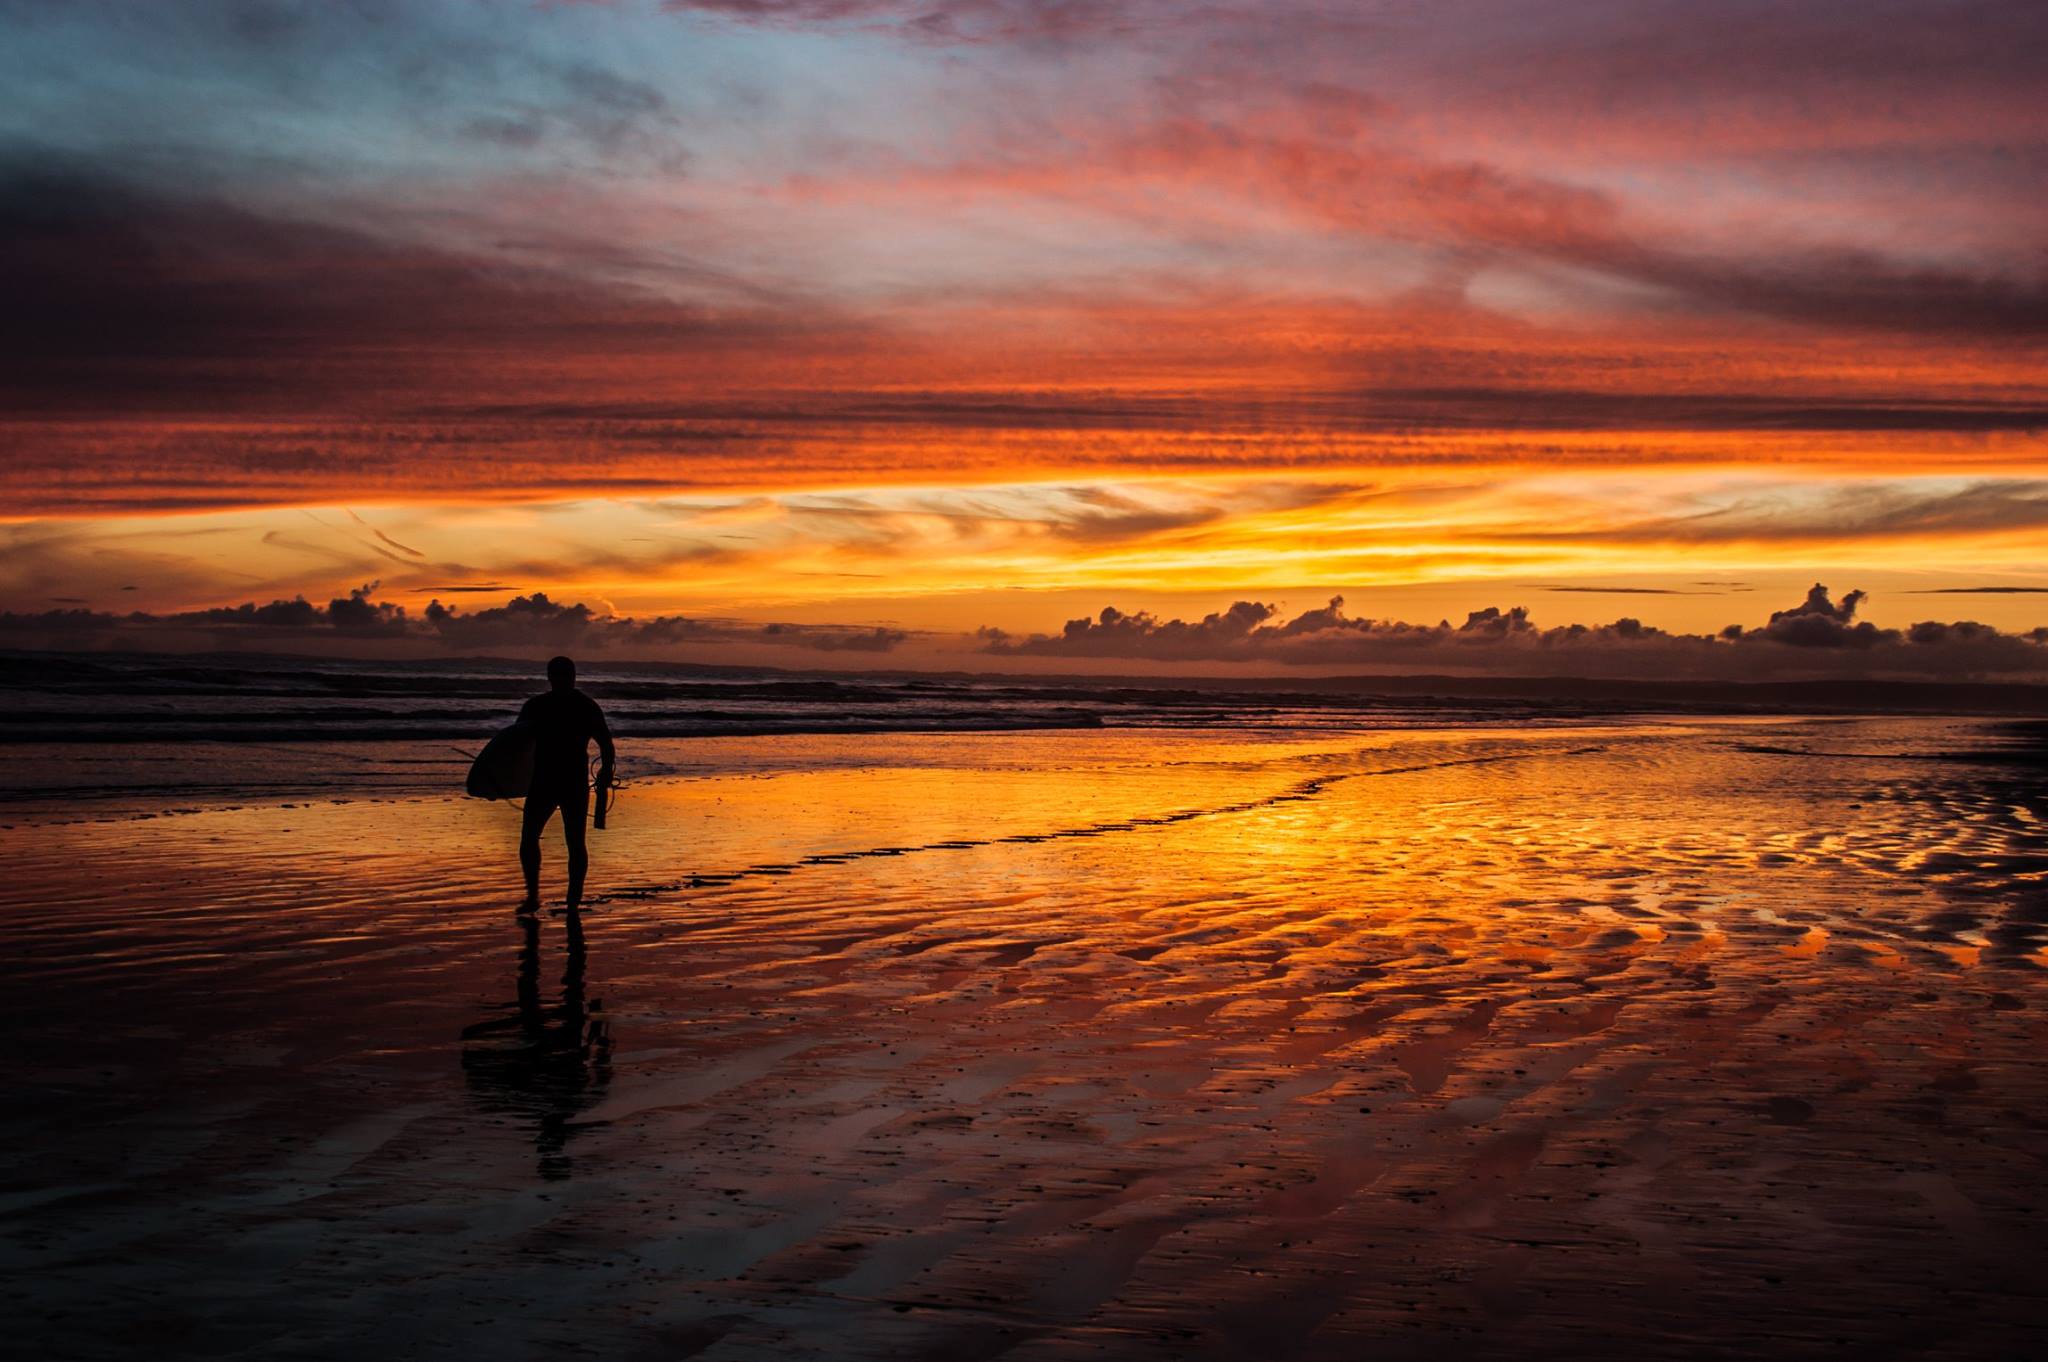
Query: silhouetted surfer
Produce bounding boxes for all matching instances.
[518,655,615,915]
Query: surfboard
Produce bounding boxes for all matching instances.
[466,722,535,800]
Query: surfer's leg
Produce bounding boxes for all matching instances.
[562,784,590,911]
[520,795,557,911]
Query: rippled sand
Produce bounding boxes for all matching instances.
[4,719,2047,1359]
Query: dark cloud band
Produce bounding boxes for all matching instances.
[979,585,2048,681]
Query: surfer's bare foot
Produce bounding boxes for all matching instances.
[517,894,541,916]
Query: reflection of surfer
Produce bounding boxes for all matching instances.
[518,656,616,915]
[460,912,611,1180]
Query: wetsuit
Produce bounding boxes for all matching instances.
[518,686,613,822]
[516,687,614,910]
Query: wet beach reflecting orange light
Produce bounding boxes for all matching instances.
[6,720,2047,1354]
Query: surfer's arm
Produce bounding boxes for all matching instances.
[593,706,616,783]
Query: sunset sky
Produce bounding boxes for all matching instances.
[2,0,2044,674]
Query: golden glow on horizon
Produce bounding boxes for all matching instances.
[9,460,2048,644]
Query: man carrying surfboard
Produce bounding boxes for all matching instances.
[517,655,615,915]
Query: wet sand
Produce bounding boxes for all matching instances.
[4,719,2047,1358]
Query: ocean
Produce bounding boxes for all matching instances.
[6,649,2043,820]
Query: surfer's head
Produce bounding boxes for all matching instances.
[547,655,576,690]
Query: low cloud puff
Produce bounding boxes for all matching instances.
[8,581,2048,681]
[0,588,908,657]
[980,584,2048,680]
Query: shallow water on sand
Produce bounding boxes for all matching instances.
[4,718,2047,1359]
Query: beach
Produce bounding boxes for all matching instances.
[5,716,2047,1358]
